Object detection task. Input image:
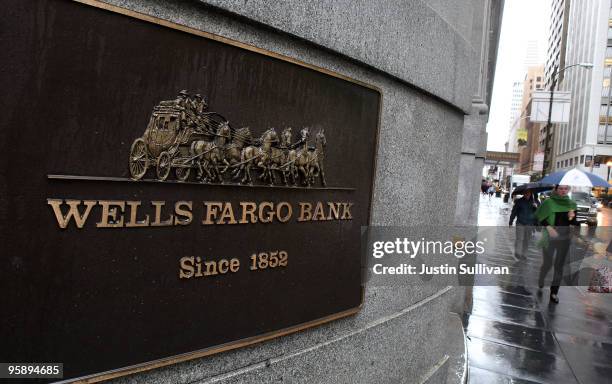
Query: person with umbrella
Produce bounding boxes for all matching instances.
[509,189,539,260]
[535,169,611,303]
[535,185,578,303]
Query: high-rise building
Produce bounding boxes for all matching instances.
[542,0,570,173]
[546,0,612,180]
[508,81,524,132]
[545,0,570,89]
[524,40,544,72]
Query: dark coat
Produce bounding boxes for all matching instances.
[509,197,538,225]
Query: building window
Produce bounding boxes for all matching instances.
[565,159,569,167]
[599,124,606,143]
[599,124,612,144]
[575,156,579,166]
[569,158,573,166]
[581,155,585,164]
[537,76,542,82]
[557,161,560,168]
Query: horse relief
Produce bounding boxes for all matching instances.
[128,91,328,187]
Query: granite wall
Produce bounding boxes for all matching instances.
[98,0,503,382]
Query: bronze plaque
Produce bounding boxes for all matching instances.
[0,0,381,382]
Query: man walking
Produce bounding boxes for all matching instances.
[509,190,538,260]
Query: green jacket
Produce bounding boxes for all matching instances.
[534,194,577,248]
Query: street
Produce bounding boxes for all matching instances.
[465,195,612,383]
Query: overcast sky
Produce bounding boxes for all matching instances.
[486,0,552,151]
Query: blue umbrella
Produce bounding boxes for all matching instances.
[539,168,611,187]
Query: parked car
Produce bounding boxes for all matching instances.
[570,192,598,226]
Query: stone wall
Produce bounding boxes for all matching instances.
[102,0,502,382]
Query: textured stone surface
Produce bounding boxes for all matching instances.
[106,0,478,112]
[444,313,468,384]
[94,0,477,382]
[460,105,488,156]
[195,0,478,112]
[109,286,460,384]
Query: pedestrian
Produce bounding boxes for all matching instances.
[509,190,538,260]
[535,184,578,303]
[487,184,495,199]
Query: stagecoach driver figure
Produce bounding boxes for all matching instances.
[175,89,189,108]
[193,93,208,114]
[174,90,190,128]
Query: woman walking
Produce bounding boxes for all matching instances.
[535,185,578,303]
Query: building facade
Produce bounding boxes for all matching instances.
[508,66,544,174]
[509,81,524,134]
[522,66,545,111]
[542,0,570,173]
[549,0,612,180]
[524,39,545,73]
[66,0,503,383]
[545,0,570,89]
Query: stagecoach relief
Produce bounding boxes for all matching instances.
[128,90,327,186]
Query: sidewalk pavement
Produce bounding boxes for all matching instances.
[466,194,612,383]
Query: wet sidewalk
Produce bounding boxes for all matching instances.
[466,195,612,383]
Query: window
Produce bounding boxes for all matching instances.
[537,76,542,82]
[598,124,612,144]
[575,156,579,165]
[581,155,585,164]
[599,124,606,143]
[569,158,573,166]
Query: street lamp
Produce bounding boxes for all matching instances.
[542,62,594,176]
